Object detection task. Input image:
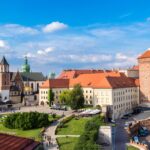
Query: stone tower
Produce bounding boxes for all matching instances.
[138,49,150,102]
[21,56,30,73]
[0,56,10,101]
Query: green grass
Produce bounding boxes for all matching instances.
[127,145,139,150]
[57,137,79,150]
[0,113,61,141]
[0,123,42,141]
[57,117,91,135]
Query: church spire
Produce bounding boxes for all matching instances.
[21,56,30,73]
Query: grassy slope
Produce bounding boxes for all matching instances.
[57,117,91,135]
[57,137,78,150]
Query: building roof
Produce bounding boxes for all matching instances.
[69,72,137,88]
[57,69,109,79]
[138,50,150,59]
[0,56,9,65]
[40,79,69,88]
[0,133,40,150]
[20,72,46,81]
[131,65,139,70]
[41,71,138,89]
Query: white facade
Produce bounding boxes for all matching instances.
[39,86,139,119]
[39,88,68,105]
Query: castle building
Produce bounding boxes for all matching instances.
[138,50,150,102]
[39,70,139,119]
[0,56,10,102]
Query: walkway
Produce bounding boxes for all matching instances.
[43,114,74,150]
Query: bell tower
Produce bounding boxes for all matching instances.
[0,56,10,101]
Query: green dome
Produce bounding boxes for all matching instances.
[22,56,30,73]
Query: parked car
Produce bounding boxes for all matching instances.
[133,136,139,143]
[138,126,149,136]
[51,104,61,110]
[121,116,128,120]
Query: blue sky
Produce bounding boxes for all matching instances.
[0,0,150,75]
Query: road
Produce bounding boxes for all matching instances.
[114,119,129,150]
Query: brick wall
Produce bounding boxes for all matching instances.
[138,58,150,102]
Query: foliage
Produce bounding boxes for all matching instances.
[74,115,103,150]
[95,105,102,110]
[57,115,75,130]
[48,89,54,106]
[57,137,78,150]
[69,84,85,110]
[3,112,49,130]
[59,84,84,110]
[59,90,72,104]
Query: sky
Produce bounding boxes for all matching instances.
[0,0,150,75]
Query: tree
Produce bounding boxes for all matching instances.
[70,84,85,110]
[48,89,54,106]
[59,90,71,104]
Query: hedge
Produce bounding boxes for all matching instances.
[3,112,49,130]
[74,115,104,150]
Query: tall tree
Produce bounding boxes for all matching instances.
[59,90,71,104]
[70,84,85,110]
[47,89,54,106]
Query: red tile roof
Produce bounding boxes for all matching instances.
[138,50,150,59]
[41,71,138,89]
[40,79,69,88]
[69,72,138,88]
[0,133,40,150]
[131,65,139,70]
[57,69,106,79]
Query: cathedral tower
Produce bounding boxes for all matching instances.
[0,56,10,101]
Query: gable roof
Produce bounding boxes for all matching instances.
[69,72,137,88]
[0,56,9,65]
[138,50,150,59]
[41,71,138,89]
[20,72,46,81]
[57,69,108,79]
[40,79,69,88]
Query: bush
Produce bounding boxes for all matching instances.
[74,115,103,150]
[4,112,49,130]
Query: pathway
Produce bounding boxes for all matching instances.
[43,114,74,150]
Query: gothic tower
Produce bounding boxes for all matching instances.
[138,49,150,102]
[21,56,30,73]
[0,56,10,101]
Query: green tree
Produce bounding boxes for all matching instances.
[69,84,84,110]
[59,90,72,104]
[48,89,54,106]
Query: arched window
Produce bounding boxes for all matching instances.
[37,83,39,92]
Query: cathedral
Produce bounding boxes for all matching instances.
[0,56,46,106]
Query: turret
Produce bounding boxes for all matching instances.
[21,56,30,73]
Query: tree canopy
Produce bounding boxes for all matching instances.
[59,84,84,110]
[48,89,54,106]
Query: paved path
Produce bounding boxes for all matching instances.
[43,114,74,150]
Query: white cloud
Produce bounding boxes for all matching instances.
[42,21,68,33]
[37,47,54,55]
[0,40,6,48]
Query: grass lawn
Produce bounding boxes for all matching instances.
[0,113,61,141]
[57,137,79,150]
[127,145,139,150]
[57,117,91,135]
[0,123,42,141]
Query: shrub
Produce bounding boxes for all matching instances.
[4,112,49,130]
[74,115,102,150]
